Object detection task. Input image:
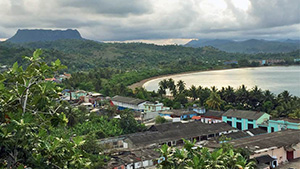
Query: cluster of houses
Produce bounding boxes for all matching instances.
[45,72,71,83]
[55,87,300,169]
[104,95,300,169]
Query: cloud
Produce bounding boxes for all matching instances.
[59,0,153,16]
[0,0,299,42]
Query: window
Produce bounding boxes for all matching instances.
[208,134,214,138]
[248,119,253,122]
[248,123,254,129]
[237,118,242,120]
[201,135,207,140]
[227,117,232,119]
[271,127,275,133]
[227,121,232,126]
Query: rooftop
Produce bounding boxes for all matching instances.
[270,117,300,123]
[229,129,300,152]
[202,110,225,118]
[112,95,146,106]
[160,109,197,116]
[223,109,268,120]
[127,122,235,147]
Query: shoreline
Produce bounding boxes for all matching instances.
[128,65,296,90]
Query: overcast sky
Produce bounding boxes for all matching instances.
[0,0,299,44]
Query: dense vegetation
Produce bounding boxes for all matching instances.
[185,39,300,53]
[157,140,256,169]
[1,39,299,73]
[144,78,299,119]
[0,50,144,168]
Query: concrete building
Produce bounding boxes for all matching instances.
[111,95,147,111]
[144,101,170,113]
[267,118,300,133]
[201,110,225,124]
[222,109,271,130]
[158,109,198,120]
[230,130,300,168]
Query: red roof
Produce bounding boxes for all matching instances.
[192,116,201,120]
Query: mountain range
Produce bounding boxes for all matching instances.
[185,39,300,53]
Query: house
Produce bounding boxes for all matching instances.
[229,129,300,168]
[144,101,170,113]
[124,122,236,149]
[159,109,198,120]
[107,149,159,169]
[267,118,300,133]
[111,95,147,111]
[191,106,206,114]
[222,109,270,130]
[201,110,225,124]
[62,90,88,101]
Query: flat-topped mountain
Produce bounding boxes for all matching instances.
[7,29,83,43]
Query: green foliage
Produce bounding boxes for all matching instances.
[155,115,167,124]
[0,50,90,168]
[156,140,256,169]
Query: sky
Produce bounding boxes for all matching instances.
[0,0,299,44]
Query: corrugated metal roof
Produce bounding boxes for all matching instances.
[223,109,267,120]
[112,95,146,105]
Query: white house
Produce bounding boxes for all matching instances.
[111,95,147,111]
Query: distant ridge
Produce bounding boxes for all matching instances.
[7,29,83,43]
[185,39,300,53]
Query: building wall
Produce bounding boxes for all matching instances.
[201,117,222,124]
[256,113,271,124]
[112,101,146,111]
[222,116,257,130]
[251,147,287,165]
[267,120,300,133]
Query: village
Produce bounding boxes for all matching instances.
[54,76,300,169]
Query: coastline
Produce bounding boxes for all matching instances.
[128,65,298,90]
[128,66,259,90]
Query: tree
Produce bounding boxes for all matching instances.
[223,86,236,104]
[0,50,90,168]
[188,85,198,101]
[177,80,186,94]
[206,92,224,110]
[236,85,249,107]
[156,140,256,169]
[155,115,167,124]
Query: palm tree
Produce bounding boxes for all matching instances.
[263,90,275,102]
[177,80,186,94]
[278,90,291,103]
[236,85,249,107]
[223,86,236,104]
[249,86,263,110]
[158,79,168,90]
[158,86,166,97]
[189,85,198,101]
[206,92,224,110]
[211,86,218,92]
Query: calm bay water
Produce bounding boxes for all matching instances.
[144,66,300,96]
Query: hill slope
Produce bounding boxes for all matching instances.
[185,39,300,53]
[0,40,299,73]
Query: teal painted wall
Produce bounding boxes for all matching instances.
[222,116,257,130]
[267,120,300,133]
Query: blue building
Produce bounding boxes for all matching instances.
[267,118,300,133]
[222,109,270,130]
